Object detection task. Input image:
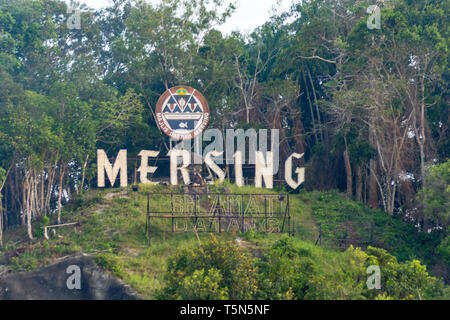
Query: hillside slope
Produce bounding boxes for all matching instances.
[0,183,448,299]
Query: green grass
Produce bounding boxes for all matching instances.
[0,182,446,298]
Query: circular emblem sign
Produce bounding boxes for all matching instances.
[155,86,210,140]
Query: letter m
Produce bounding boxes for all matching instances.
[97,149,128,187]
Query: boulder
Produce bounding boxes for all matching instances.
[0,254,140,300]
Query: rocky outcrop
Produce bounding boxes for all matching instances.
[0,254,140,300]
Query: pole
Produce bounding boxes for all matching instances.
[218,196,221,233]
[147,194,151,245]
[171,193,174,233]
[241,194,244,233]
[194,194,198,230]
[264,197,268,232]
[316,223,322,246]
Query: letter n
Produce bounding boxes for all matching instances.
[255,151,274,189]
[97,149,128,187]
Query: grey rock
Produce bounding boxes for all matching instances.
[0,253,141,300]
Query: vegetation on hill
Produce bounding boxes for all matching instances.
[0,0,448,300]
[0,0,448,251]
[160,235,448,300]
[0,184,447,300]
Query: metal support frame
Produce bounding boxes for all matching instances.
[145,192,291,243]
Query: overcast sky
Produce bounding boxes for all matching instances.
[72,0,293,34]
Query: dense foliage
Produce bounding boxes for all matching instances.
[1,183,448,300]
[0,0,448,299]
[419,160,450,230]
[160,235,257,300]
[160,235,448,300]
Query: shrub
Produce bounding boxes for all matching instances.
[437,236,450,266]
[95,253,124,277]
[418,160,450,229]
[365,247,449,300]
[254,236,316,300]
[160,235,257,300]
[254,238,448,300]
[176,268,228,300]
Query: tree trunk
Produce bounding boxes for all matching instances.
[344,147,352,197]
[291,105,306,155]
[307,68,323,142]
[356,165,363,202]
[368,160,379,209]
[40,170,45,215]
[343,136,352,197]
[29,171,36,238]
[45,160,57,214]
[0,170,7,247]
[302,72,319,144]
[3,186,7,233]
[79,154,89,194]
[33,170,39,216]
[57,162,65,225]
[386,182,397,215]
[419,75,426,186]
[22,174,26,226]
[26,170,33,240]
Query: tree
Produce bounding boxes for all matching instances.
[0,0,149,239]
[418,160,450,230]
[0,166,6,246]
[160,235,257,300]
[320,0,448,214]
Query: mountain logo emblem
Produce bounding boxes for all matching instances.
[155,86,210,140]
